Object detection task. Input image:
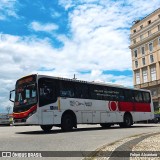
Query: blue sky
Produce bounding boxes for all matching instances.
[0,0,160,112]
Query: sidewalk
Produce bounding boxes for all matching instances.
[84,127,160,160]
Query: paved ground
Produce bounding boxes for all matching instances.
[84,129,160,160]
[0,123,159,160]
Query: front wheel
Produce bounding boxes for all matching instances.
[40,125,53,132]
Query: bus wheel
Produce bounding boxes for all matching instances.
[120,114,132,128]
[100,123,111,128]
[61,114,73,132]
[40,125,53,132]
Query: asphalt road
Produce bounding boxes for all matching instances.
[0,123,160,159]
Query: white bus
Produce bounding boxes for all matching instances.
[10,74,154,132]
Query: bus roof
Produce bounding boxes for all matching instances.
[35,74,150,93]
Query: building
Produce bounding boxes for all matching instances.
[129,8,160,111]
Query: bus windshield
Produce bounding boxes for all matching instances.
[15,76,37,107]
[15,83,37,106]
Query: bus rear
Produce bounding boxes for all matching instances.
[10,75,38,125]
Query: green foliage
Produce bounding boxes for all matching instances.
[154,111,160,114]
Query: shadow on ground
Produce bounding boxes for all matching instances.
[15,124,158,135]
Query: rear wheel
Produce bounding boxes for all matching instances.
[119,114,132,128]
[61,114,74,132]
[40,125,53,132]
[100,123,111,128]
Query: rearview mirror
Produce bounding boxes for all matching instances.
[9,90,15,102]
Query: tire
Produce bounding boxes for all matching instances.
[100,123,111,128]
[61,114,74,132]
[119,114,132,128]
[40,125,53,132]
[154,118,159,124]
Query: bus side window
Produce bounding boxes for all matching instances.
[142,92,151,103]
[60,81,74,98]
[39,78,57,107]
[124,90,134,102]
[134,91,143,102]
[103,87,113,101]
[90,85,104,100]
[112,88,123,101]
[118,89,125,101]
[81,84,89,99]
[75,83,89,99]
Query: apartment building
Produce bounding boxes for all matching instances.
[130,8,160,110]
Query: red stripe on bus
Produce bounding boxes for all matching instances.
[13,105,37,119]
[118,102,151,112]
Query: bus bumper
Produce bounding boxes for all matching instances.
[13,113,38,125]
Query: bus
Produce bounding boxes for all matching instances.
[9,74,154,132]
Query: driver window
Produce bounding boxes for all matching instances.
[40,84,53,98]
[39,78,57,107]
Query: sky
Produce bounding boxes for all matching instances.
[0,0,160,113]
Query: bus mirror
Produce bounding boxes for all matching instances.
[9,90,15,102]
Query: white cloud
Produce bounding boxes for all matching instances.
[58,0,74,10]
[29,21,59,32]
[1,0,160,111]
[0,31,132,111]
[50,9,61,18]
[0,0,19,20]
